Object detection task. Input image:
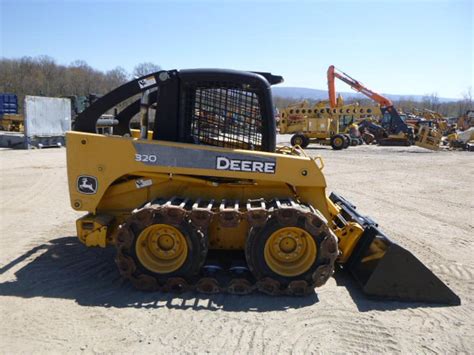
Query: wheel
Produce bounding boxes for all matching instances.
[291,134,308,147]
[245,216,333,286]
[119,208,208,283]
[342,134,350,149]
[350,138,358,146]
[301,135,310,148]
[362,132,375,144]
[330,134,345,150]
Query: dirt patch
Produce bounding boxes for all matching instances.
[1,143,473,353]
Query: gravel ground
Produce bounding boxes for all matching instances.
[1,139,473,354]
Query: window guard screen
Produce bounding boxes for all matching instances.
[185,83,263,150]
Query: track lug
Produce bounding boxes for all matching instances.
[114,254,136,277]
[257,277,281,295]
[246,198,269,227]
[131,274,160,291]
[162,277,189,293]
[218,199,242,227]
[287,280,311,296]
[190,199,214,228]
[115,226,134,249]
[320,233,339,259]
[273,198,299,225]
[227,279,253,295]
[312,264,334,287]
[304,209,329,236]
[154,197,188,224]
[196,277,220,294]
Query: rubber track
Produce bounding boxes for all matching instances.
[114,197,339,296]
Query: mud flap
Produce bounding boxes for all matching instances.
[330,193,460,305]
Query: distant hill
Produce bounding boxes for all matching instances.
[271,86,457,103]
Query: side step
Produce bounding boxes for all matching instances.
[330,193,460,305]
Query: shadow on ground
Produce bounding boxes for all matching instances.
[0,237,320,312]
[333,269,449,312]
[0,237,447,312]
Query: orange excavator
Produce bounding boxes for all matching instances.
[327,65,415,146]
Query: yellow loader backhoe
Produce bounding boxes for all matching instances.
[68,69,459,304]
[278,99,376,149]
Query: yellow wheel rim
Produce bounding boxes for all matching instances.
[334,137,343,146]
[294,137,303,145]
[135,224,188,274]
[264,227,317,277]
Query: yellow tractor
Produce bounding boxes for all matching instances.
[278,98,377,149]
[278,104,350,150]
[68,69,459,303]
[0,113,24,132]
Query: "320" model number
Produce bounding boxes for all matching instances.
[135,154,158,163]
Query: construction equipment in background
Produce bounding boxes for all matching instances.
[0,93,24,132]
[446,127,474,151]
[414,124,442,151]
[357,118,388,144]
[344,122,365,146]
[327,65,412,146]
[67,68,460,305]
[408,108,450,136]
[278,96,377,149]
[0,95,71,149]
[411,108,445,121]
[64,95,90,119]
[278,101,352,149]
[64,94,101,125]
[415,108,448,129]
[0,113,24,132]
[327,65,441,150]
[313,99,381,132]
[457,110,474,131]
[446,110,474,151]
[405,111,445,151]
[65,94,120,134]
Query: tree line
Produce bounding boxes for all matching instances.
[0,56,161,111]
[0,56,471,118]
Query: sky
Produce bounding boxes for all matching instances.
[0,0,473,98]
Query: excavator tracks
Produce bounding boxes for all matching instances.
[114,197,339,296]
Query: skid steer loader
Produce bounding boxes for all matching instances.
[68,69,459,304]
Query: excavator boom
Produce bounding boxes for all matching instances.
[327,65,423,146]
[327,65,393,108]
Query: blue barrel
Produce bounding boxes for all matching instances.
[0,93,19,116]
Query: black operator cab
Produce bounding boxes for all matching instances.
[73,69,283,153]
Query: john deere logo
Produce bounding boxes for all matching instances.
[216,156,276,174]
[77,175,98,194]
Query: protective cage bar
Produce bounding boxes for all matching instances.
[184,83,264,150]
[73,69,280,152]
